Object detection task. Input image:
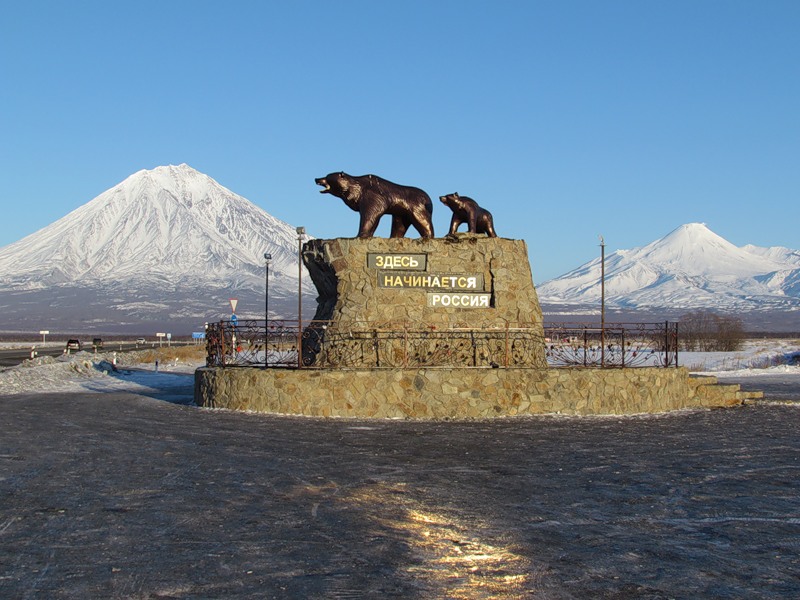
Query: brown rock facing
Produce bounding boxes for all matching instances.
[301,235,546,368]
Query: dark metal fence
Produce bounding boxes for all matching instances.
[544,322,679,368]
[307,322,545,369]
[205,320,678,369]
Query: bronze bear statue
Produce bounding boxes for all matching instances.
[439,193,497,238]
[315,172,435,239]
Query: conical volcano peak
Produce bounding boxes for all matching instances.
[114,163,227,207]
[646,222,733,252]
[135,163,203,179]
[630,222,781,277]
[670,222,710,234]
[0,164,313,332]
[537,222,800,318]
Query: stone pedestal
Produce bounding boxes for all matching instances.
[301,235,546,368]
[196,235,760,417]
[195,367,756,418]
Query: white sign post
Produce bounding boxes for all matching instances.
[39,330,50,344]
[156,332,166,347]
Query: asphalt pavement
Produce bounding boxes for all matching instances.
[1,379,799,598]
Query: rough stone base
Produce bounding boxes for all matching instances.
[194,367,758,419]
[301,236,547,368]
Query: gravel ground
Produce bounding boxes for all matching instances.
[2,378,799,599]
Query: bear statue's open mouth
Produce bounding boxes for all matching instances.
[315,177,331,193]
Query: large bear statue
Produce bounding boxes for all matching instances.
[439,193,497,238]
[315,172,435,239]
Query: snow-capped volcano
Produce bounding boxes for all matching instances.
[0,165,314,333]
[0,164,303,287]
[537,223,800,318]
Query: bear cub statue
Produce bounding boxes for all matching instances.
[439,193,497,238]
[315,172,435,239]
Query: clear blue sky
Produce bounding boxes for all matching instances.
[1,0,798,282]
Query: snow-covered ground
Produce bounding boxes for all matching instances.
[0,339,797,399]
[681,338,800,377]
[680,339,800,404]
[0,349,202,397]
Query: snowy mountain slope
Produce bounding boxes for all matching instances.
[758,268,800,298]
[0,164,315,333]
[742,244,800,267]
[537,223,800,314]
[0,164,304,288]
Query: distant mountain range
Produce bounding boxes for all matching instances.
[537,223,800,331]
[1,166,798,335]
[0,164,315,334]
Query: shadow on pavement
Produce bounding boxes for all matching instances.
[89,362,197,405]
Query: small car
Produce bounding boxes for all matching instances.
[65,339,81,351]
[92,338,103,350]
[136,337,146,345]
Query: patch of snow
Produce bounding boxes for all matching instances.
[683,338,800,384]
[697,364,800,378]
[0,350,203,396]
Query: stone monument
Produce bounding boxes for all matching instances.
[194,173,761,417]
[300,234,546,369]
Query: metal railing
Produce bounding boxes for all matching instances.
[544,322,678,368]
[205,320,678,369]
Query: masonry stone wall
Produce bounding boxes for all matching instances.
[195,366,749,419]
[302,236,546,368]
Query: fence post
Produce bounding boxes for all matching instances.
[504,322,510,367]
[264,319,269,369]
[666,320,678,367]
[583,327,588,367]
[601,323,605,368]
[664,321,669,367]
[296,319,302,368]
[220,320,226,367]
[403,323,408,368]
[471,330,477,367]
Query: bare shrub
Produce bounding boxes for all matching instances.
[679,310,745,352]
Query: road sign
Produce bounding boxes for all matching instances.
[229,298,238,313]
[231,314,238,325]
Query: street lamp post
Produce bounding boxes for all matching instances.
[264,252,271,369]
[599,235,606,367]
[296,226,306,368]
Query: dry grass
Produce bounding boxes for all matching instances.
[135,344,206,364]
